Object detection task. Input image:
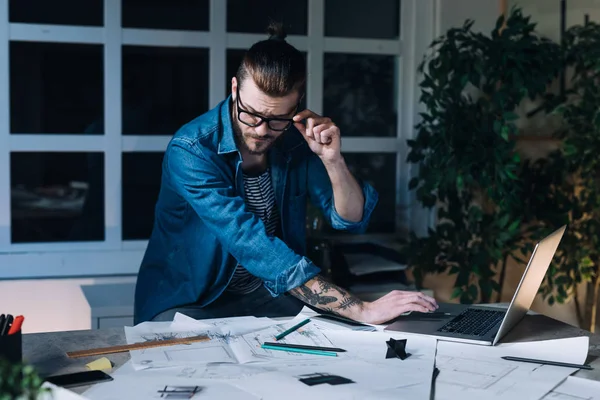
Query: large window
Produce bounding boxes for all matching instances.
[0,0,432,278]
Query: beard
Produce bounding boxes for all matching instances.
[232,109,276,156]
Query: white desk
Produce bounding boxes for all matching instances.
[81,283,135,329]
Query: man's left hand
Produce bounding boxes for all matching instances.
[293,109,341,164]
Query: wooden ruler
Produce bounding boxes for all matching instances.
[66,335,211,358]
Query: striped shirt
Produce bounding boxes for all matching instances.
[226,168,280,294]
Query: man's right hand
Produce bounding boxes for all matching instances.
[360,290,439,325]
[288,275,438,326]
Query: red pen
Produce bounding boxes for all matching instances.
[8,315,24,335]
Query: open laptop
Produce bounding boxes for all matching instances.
[384,225,566,345]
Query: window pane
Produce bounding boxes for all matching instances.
[227,0,307,35]
[9,0,103,26]
[10,42,104,134]
[323,53,397,137]
[325,0,400,39]
[122,46,209,135]
[226,49,245,94]
[122,153,164,240]
[319,153,396,234]
[122,0,209,31]
[11,152,105,243]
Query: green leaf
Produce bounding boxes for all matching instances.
[493,120,502,134]
[508,220,520,233]
[491,280,501,291]
[457,175,464,190]
[504,111,519,121]
[497,214,510,228]
[501,126,510,141]
[451,287,463,300]
[460,74,469,88]
[468,284,478,300]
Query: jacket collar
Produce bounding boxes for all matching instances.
[217,95,238,155]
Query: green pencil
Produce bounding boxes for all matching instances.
[261,344,337,357]
[275,318,311,340]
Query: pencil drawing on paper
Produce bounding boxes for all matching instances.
[436,355,516,389]
[211,331,237,344]
[141,332,183,342]
[542,393,592,400]
[176,367,197,379]
[140,329,238,345]
[156,385,202,398]
[140,330,208,343]
[164,344,236,364]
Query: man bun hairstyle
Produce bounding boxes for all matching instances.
[236,21,306,97]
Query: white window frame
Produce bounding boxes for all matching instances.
[0,0,435,279]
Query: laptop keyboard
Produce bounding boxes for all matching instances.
[437,308,505,337]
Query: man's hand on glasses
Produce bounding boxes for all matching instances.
[293,109,341,164]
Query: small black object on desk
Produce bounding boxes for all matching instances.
[386,338,410,360]
[0,313,22,365]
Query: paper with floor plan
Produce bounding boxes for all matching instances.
[124,316,340,370]
[172,313,343,363]
[113,359,279,380]
[172,313,280,335]
[541,376,600,400]
[324,330,437,399]
[434,336,589,400]
[124,320,230,370]
[231,330,437,399]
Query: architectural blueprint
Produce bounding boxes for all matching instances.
[123,316,340,369]
[434,337,589,400]
[541,376,600,400]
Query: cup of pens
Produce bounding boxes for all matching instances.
[0,314,24,364]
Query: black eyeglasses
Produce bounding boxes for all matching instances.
[235,87,300,132]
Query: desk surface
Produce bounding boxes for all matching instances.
[22,313,600,395]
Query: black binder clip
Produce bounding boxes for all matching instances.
[386,338,410,360]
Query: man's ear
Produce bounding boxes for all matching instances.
[231,77,238,99]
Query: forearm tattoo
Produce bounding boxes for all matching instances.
[290,275,364,317]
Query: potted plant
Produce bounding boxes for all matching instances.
[0,359,50,400]
[404,8,562,303]
[531,20,600,332]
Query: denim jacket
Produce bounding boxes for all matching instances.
[134,96,379,323]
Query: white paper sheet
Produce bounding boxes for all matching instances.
[230,330,437,399]
[82,375,259,400]
[434,337,590,400]
[172,313,280,335]
[124,316,340,369]
[542,376,600,399]
[124,322,239,370]
[113,359,278,380]
[232,316,341,363]
[231,365,432,400]
[326,330,437,398]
